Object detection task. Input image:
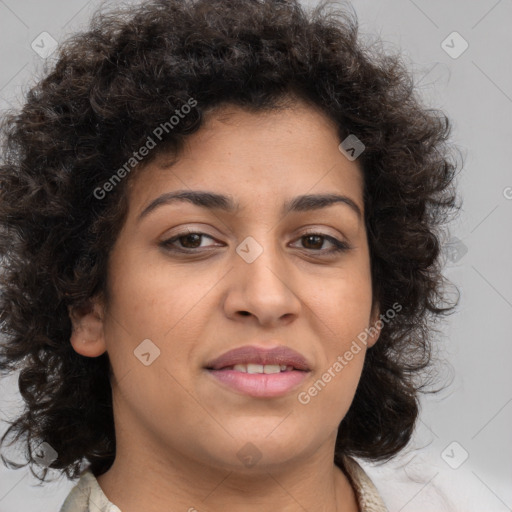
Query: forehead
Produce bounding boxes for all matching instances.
[124,102,364,220]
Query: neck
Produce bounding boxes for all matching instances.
[96,437,359,512]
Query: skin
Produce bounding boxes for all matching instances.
[69,99,381,512]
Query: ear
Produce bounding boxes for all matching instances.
[68,295,107,357]
[366,301,382,348]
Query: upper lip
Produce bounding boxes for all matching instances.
[205,345,312,371]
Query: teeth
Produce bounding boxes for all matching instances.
[231,364,292,373]
[263,364,282,374]
[247,363,264,374]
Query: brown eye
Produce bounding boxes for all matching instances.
[301,234,324,250]
[290,232,351,254]
[178,233,203,248]
[160,232,221,252]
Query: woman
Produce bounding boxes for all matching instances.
[0,0,461,510]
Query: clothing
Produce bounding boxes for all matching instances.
[340,456,389,512]
[59,455,388,512]
[59,469,121,512]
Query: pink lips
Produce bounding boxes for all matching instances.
[204,345,311,398]
[205,345,311,371]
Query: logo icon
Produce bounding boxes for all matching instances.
[441,441,469,469]
[441,32,469,59]
[31,32,58,59]
[236,236,264,263]
[338,134,365,161]
[134,338,161,366]
[237,442,263,468]
[443,236,468,264]
[33,442,58,467]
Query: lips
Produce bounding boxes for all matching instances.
[204,345,311,398]
[204,345,312,372]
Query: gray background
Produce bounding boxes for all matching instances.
[0,1,511,511]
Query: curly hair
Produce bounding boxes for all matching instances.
[0,0,461,482]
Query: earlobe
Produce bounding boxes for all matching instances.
[367,301,382,348]
[68,296,107,357]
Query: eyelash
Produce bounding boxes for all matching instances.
[159,230,351,255]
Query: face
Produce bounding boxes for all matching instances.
[69,100,381,474]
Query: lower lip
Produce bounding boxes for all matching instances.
[206,369,309,398]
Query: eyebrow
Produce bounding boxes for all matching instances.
[137,190,362,222]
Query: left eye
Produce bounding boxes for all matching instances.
[291,233,350,253]
[160,231,350,253]
[160,232,220,250]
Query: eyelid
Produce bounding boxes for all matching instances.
[160,223,223,240]
[160,226,351,254]
[292,224,350,244]
[161,224,346,242]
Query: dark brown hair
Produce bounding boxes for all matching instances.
[0,0,461,482]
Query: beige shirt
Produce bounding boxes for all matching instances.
[59,456,388,512]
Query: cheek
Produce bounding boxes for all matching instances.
[304,265,373,346]
[297,270,372,406]
[296,353,364,438]
[105,244,221,340]
[297,265,372,411]
[101,249,206,392]
[101,253,212,437]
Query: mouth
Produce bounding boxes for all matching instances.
[204,345,311,398]
[215,363,297,373]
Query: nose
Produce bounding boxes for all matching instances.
[222,237,302,327]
